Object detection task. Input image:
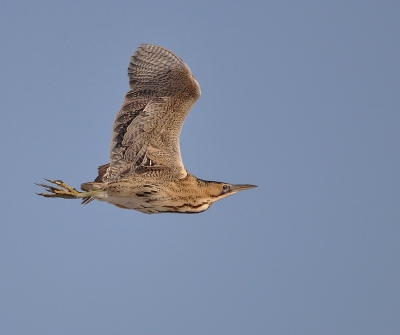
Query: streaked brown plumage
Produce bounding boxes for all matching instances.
[36,44,256,214]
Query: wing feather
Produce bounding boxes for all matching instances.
[104,44,200,181]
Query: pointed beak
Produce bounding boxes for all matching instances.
[230,184,257,193]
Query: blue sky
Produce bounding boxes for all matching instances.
[1,1,399,334]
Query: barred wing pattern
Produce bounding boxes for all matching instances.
[104,44,201,182]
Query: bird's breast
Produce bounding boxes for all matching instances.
[95,189,211,214]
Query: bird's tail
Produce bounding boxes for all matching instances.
[81,182,104,205]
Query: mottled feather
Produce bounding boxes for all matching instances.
[104,44,201,182]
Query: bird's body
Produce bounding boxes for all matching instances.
[81,169,239,214]
[37,44,256,213]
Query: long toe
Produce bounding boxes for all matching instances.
[35,179,82,199]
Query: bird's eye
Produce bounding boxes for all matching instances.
[222,184,230,192]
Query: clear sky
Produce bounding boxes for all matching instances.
[1,1,399,334]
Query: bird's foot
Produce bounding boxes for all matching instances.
[35,179,84,199]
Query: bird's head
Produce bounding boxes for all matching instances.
[203,180,257,203]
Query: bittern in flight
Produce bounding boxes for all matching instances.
[36,44,256,213]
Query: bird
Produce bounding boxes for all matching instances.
[36,44,256,214]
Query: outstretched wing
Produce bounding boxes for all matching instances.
[104,44,201,182]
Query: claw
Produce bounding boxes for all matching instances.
[35,179,82,199]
